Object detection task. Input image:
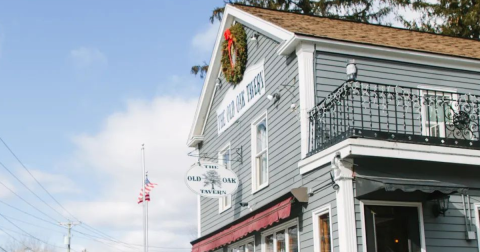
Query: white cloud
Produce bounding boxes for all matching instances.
[0,177,16,199]
[191,23,219,55]
[67,96,198,251]
[17,169,80,194]
[70,47,108,70]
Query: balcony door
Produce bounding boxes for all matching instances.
[363,203,425,252]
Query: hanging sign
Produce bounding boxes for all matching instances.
[216,60,265,135]
[185,162,239,198]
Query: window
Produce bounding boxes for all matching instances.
[219,144,232,213]
[262,220,298,252]
[361,201,425,252]
[312,206,332,252]
[228,236,255,252]
[419,87,460,139]
[252,112,268,193]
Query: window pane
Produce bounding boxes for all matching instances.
[276,230,286,252]
[256,119,267,153]
[265,234,274,252]
[246,242,254,252]
[223,150,230,168]
[256,153,267,185]
[224,195,231,208]
[239,245,245,252]
[288,226,298,252]
[319,214,331,252]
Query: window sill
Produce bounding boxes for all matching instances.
[219,205,232,214]
[252,183,269,195]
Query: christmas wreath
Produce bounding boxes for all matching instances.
[221,23,247,84]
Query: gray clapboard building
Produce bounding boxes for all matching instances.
[187,4,480,252]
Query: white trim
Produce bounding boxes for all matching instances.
[359,200,427,252]
[475,203,480,251]
[299,138,480,174]
[187,5,293,147]
[296,42,316,158]
[219,142,233,213]
[197,195,202,237]
[227,235,256,252]
[251,111,269,194]
[261,218,300,252]
[278,34,480,73]
[417,85,457,93]
[312,205,334,252]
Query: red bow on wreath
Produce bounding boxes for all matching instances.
[224,29,234,68]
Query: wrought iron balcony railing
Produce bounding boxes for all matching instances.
[307,81,480,156]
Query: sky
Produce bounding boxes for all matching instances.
[0,1,223,251]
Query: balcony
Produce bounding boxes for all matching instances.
[307,81,480,157]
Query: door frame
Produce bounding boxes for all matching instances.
[359,200,427,252]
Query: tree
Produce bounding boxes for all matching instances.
[400,0,480,39]
[202,170,222,190]
[3,237,57,252]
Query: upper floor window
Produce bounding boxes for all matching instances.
[219,144,232,213]
[262,219,298,252]
[251,112,268,193]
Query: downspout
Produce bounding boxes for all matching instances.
[462,194,469,233]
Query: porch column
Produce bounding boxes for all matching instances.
[295,43,315,158]
[333,157,358,252]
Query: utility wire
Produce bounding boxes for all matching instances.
[0,199,59,227]
[0,137,187,251]
[0,138,70,220]
[0,213,66,234]
[0,179,59,223]
[0,160,65,221]
[0,226,26,246]
[0,213,71,251]
[0,137,144,249]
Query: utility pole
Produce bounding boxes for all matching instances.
[59,221,81,252]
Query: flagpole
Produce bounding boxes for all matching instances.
[141,144,146,252]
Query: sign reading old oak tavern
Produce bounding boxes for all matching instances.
[185,162,239,198]
[216,60,265,135]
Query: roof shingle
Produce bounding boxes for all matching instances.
[234,5,480,60]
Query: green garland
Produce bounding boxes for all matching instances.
[221,23,248,84]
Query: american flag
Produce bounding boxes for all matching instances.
[138,177,157,204]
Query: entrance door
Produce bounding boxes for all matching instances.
[364,205,422,252]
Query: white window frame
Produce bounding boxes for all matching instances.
[418,85,458,139]
[219,142,232,213]
[261,218,299,252]
[251,111,269,194]
[312,205,333,252]
[227,236,255,252]
[475,203,480,251]
[359,200,427,252]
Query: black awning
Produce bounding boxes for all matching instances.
[356,175,468,200]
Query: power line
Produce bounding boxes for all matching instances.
[0,160,66,221]
[0,138,71,220]
[0,137,189,251]
[0,178,59,223]
[0,199,59,227]
[0,213,76,251]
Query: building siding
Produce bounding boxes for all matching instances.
[199,24,300,236]
[315,51,480,105]
[299,164,339,252]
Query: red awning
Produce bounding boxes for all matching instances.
[192,197,293,252]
